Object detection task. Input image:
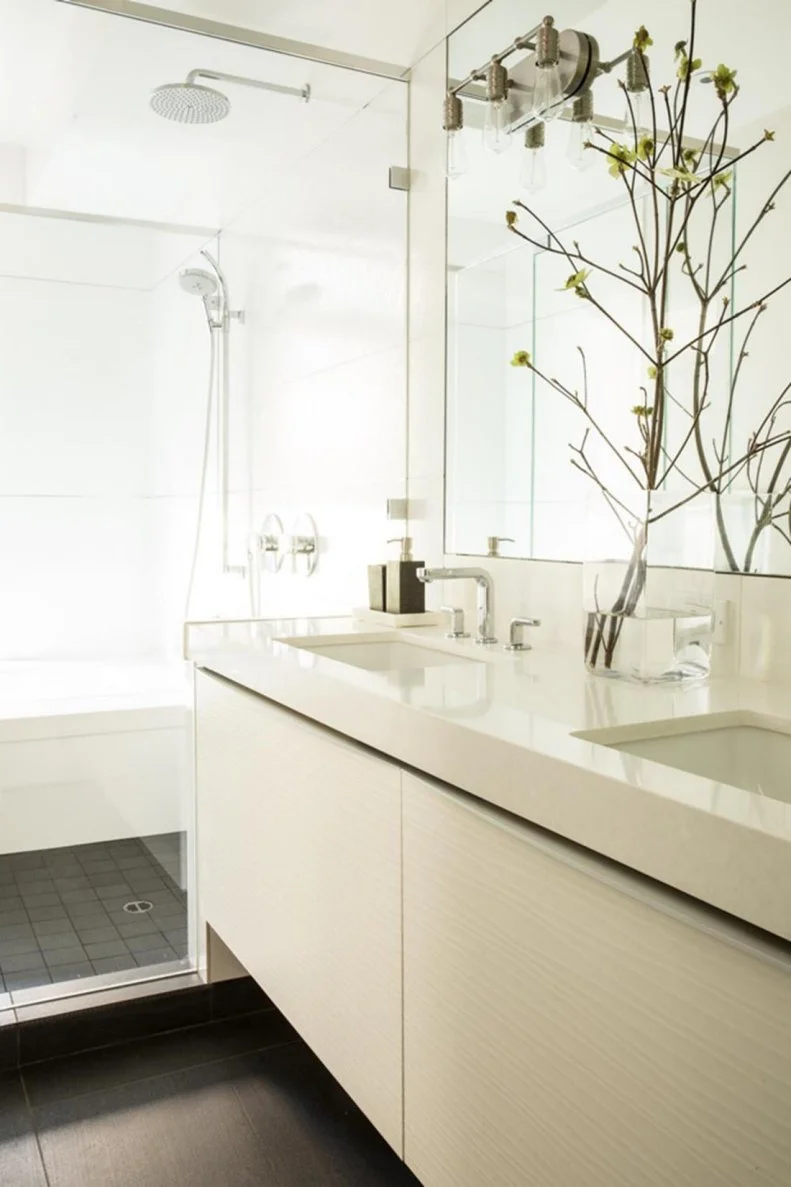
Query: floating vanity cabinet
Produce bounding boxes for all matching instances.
[401,772,791,1187]
[194,670,404,1154]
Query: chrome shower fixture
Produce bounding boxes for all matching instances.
[179,264,223,329]
[179,268,219,298]
[151,69,311,125]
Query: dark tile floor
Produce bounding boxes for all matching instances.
[0,1010,421,1187]
[0,835,187,993]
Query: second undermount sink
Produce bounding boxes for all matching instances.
[576,714,791,805]
[286,636,479,673]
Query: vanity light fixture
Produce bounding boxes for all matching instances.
[624,45,650,132]
[442,12,655,180]
[532,16,564,122]
[566,89,595,170]
[520,121,547,193]
[442,91,468,179]
[483,57,512,153]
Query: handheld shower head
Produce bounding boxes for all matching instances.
[151,82,230,125]
[179,268,220,298]
[180,266,223,329]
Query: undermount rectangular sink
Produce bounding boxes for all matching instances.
[288,638,478,673]
[577,714,791,805]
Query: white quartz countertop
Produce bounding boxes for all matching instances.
[187,615,791,943]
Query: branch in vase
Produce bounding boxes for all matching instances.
[512,353,646,488]
[713,160,791,296]
[506,217,646,294]
[509,204,658,365]
[649,431,791,526]
[657,396,711,488]
[714,303,767,478]
[664,277,791,365]
[569,452,638,525]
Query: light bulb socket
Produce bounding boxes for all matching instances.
[536,15,560,68]
[570,90,594,122]
[485,59,509,103]
[524,121,546,150]
[442,92,464,132]
[626,48,650,93]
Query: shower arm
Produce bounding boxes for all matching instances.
[186,69,310,103]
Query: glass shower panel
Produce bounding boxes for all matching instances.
[218,76,409,622]
[0,208,211,1005]
[0,0,408,1010]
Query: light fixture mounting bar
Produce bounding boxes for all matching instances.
[598,49,632,74]
[450,22,543,96]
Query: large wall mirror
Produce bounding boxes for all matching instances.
[445,0,791,575]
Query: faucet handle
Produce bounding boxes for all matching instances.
[441,605,470,640]
[504,616,541,652]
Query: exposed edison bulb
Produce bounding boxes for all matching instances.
[567,120,595,171]
[623,89,647,137]
[483,100,511,154]
[533,62,564,122]
[520,145,546,194]
[446,128,468,180]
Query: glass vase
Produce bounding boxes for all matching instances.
[582,490,715,683]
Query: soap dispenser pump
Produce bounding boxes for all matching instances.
[385,536,426,615]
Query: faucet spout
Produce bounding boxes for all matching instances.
[416,566,496,645]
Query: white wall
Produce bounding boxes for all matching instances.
[0,211,214,661]
[218,79,410,619]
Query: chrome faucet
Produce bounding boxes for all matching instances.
[417,567,496,644]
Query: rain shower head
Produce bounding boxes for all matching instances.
[151,82,230,125]
[150,69,310,125]
[179,268,220,298]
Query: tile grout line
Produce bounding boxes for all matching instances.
[22,1026,295,1113]
[230,1038,304,1148]
[18,1068,55,1187]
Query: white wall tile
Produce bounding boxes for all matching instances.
[0,496,159,659]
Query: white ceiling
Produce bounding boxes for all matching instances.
[146,0,450,70]
[0,0,403,227]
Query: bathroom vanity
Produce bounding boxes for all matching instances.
[190,618,791,1187]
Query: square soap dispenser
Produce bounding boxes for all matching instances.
[385,536,426,615]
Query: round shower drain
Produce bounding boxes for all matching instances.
[123,900,154,915]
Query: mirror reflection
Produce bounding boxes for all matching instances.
[446,0,791,575]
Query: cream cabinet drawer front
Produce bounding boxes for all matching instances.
[195,670,404,1154]
[402,772,791,1187]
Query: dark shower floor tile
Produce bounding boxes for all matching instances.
[0,835,188,997]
